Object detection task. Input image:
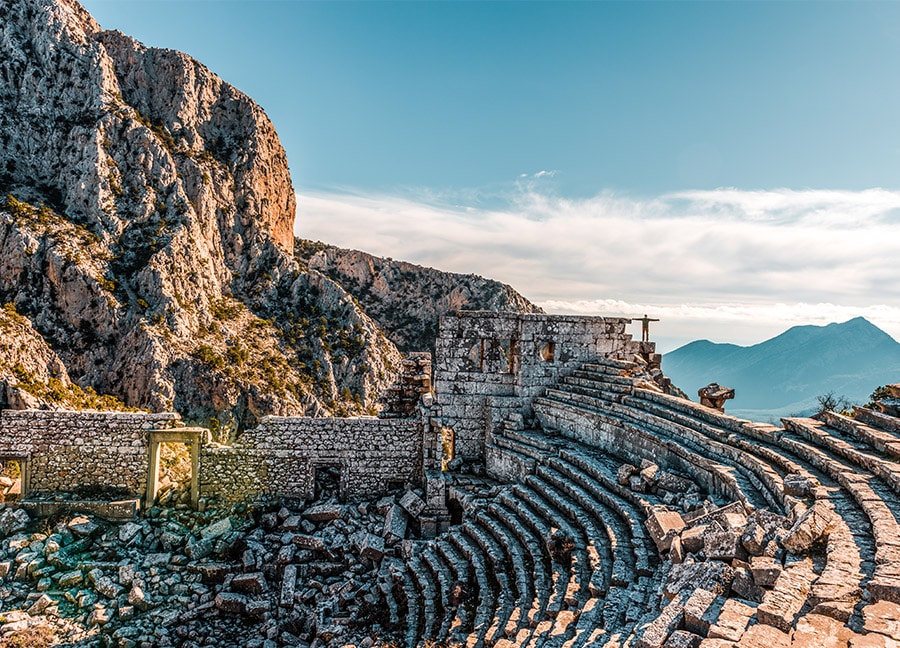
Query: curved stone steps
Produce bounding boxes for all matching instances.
[408,553,440,641]
[422,544,456,641]
[544,452,653,582]
[721,421,875,624]
[488,499,555,625]
[620,394,788,512]
[448,527,497,646]
[533,462,619,594]
[377,558,402,627]
[534,394,768,512]
[854,406,900,437]
[786,417,900,497]
[516,480,593,612]
[473,506,542,633]
[822,409,900,461]
[594,398,773,511]
[500,487,580,621]
[780,418,900,604]
[392,558,423,648]
[436,537,475,637]
[461,519,517,644]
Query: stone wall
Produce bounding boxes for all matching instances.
[433,312,644,462]
[199,416,423,501]
[0,410,180,496]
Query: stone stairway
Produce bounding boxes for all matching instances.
[386,359,900,647]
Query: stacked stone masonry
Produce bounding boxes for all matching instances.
[200,417,422,500]
[0,410,180,496]
[4,311,900,648]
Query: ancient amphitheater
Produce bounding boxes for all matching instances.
[2,311,900,648]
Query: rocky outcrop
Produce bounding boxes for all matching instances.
[296,240,543,353]
[0,0,402,434]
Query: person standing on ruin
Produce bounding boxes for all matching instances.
[637,314,659,342]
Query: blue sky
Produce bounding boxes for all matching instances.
[80,0,900,351]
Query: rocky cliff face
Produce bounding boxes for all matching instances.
[296,240,543,354]
[0,0,401,436]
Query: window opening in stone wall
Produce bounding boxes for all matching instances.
[540,341,556,363]
[0,458,25,502]
[154,442,192,507]
[466,340,485,372]
[313,464,342,502]
[499,338,519,374]
[441,427,456,470]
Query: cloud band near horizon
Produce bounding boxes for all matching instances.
[293,185,900,346]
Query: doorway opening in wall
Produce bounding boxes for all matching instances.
[0,457,27,502]
[441,427,456,470]
[313,464,342,502]
[447,497,464,526]
[146,430,200,510]
[155,442,192,507]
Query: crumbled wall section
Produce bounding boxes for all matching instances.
[199,417,423,501]
[433,312,637,461]
[0,410,180,496]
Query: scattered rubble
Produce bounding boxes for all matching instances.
[0,485,436,648]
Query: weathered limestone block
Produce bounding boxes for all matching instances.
[232,572,267,595]
[399,490,427,518]
[757,559,816,632]
[782,501,835,554]
[215,592,247,614]
[303,504,343,522]
[383,504,408,545]
[27,593,54,616]
[703,527,745,561]
[790,613,855,648]
[682,525,709,555]
[646,506,686,553]
[665,630,702,648]
[280,565,297,607]
[57,569,83,588]
[665,561,734,600]
[634,598,685,648]
[128,583,151,609]
[683,588,723,637]
[708,598,755,642]
[0,508,30,537]
[863,601,900,641]
[200,517,232,540]
[358,533,385,561]
[734,623,790,648]
[749,556,782,588]
[95,575,124,599]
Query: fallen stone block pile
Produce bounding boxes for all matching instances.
[0,487,434,648]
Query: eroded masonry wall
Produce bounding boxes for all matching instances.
[200,417,423,501]
[433,312,648,462]
[0,410,180,496]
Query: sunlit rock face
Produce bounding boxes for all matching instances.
[0,0,402,434]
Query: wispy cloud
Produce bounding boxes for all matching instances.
[295,186,900,345]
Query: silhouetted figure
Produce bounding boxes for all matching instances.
[637,314,659,342]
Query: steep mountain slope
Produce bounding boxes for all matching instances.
[296,240,543,353]
[0,0,402,436]
[664,317,900,419]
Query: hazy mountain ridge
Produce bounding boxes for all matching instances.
[664,317,900,420]
[295,240,542,354]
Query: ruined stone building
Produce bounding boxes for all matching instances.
[3,311,900,647]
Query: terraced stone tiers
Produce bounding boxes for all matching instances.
[388,358,900,648]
